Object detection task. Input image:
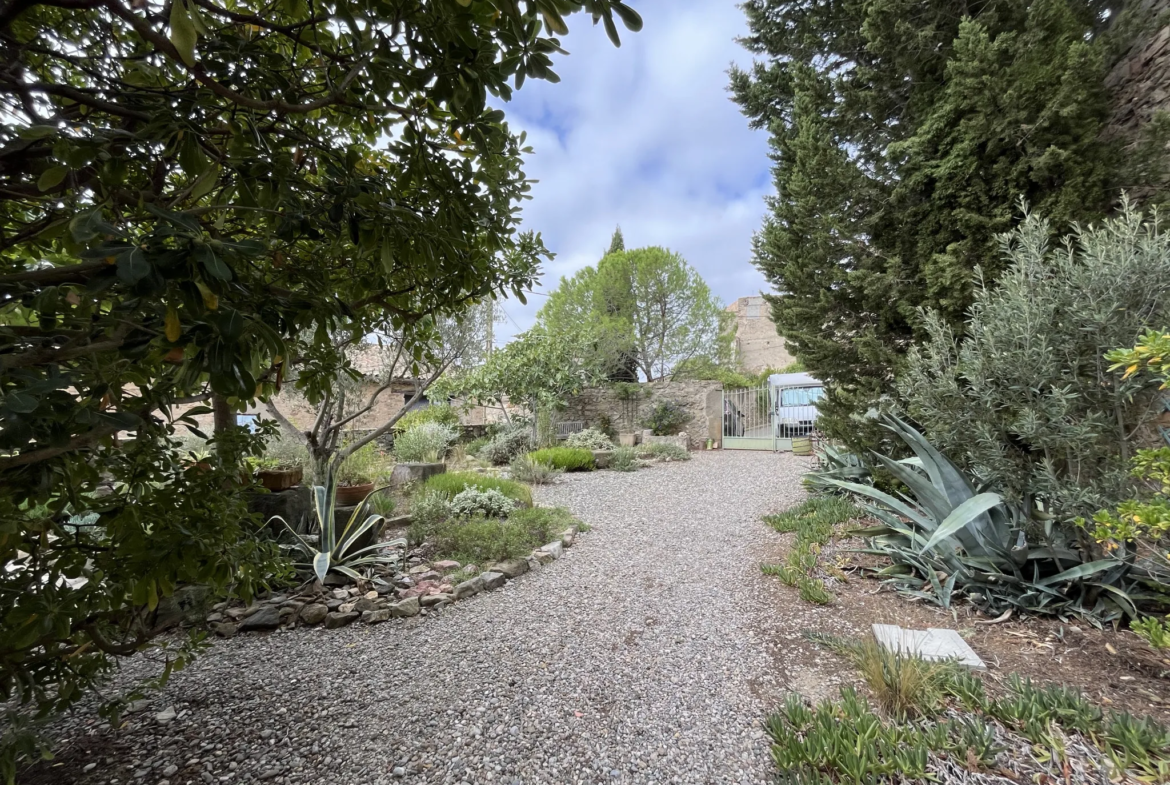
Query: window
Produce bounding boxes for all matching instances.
[746,304,762,318]
[780,387,824,407]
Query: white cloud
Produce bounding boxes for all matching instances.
[491,0,773,341]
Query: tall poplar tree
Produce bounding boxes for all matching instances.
[730,0,1131,451]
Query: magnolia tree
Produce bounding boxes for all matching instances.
[0,0,641,773]
[266,303,493,477]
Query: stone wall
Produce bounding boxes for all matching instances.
[171,385,491,439]
[726,296,794,373]
[561,380,723,449]
[1106,0,1170,200]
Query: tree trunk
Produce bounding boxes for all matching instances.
[211,394,235,459]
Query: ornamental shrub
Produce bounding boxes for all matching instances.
[610,446,639,472]
[900,204,1170,519]
[423,471,533,507]
[636,442,690,462]
[480,427,535,466]
[430,507,579,563]
[393,422,457,464]
[449,488,517,518]
[509,455,563,485]
[564,428,614,450]
[640,399,689,435]
[393,403,461,433]
[529,447,596,471]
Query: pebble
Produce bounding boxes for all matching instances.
[33,453,805,784]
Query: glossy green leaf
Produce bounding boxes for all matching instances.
[169,0,198,66]
[37,166,68,192]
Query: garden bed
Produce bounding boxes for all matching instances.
[753,503,1170,773]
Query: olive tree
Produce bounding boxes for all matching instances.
[900,201,1170,519]
[266,302,494,477]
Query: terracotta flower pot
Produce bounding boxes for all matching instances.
[256,465,303,491]
[335,481,375,506]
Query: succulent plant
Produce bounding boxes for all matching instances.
[802,443,871,494]
[271,478,405,581]
[824,414,1145,622]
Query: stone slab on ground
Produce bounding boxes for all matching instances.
[872,623,986,670]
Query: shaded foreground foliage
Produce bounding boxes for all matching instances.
[0,0,642,777]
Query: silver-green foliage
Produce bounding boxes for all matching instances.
[828,415,1143,622]
[900,203,1170,519]
[610,446,639,471]
[480,427,535,466]
[273,481,405,581]
[636,442,690,461]
[393,422,457,464]
[802,444,869,494]
[449,487,517,519]
[409,489,452,534]
[564,428,614,450]
[508,455,563,484]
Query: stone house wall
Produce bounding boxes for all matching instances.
[726,296,794,374]
[1106,0,1170,201]
[171,384,490,441]
[560,380,724,449]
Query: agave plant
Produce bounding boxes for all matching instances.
[824,414,1143,622]
[271,478,406,581]
[803,444,871,493]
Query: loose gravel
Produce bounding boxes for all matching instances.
[33,451,810,785]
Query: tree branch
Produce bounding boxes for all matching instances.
[338,359,453,459]
[0,258,108,287]
[0,424,119,470]
[102,0,375,116]
[264,399,307,444]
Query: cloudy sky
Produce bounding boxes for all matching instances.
[491,0,773,343]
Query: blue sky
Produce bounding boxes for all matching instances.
[491,0,773,343]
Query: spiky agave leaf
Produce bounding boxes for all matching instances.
[831,415,1140,622]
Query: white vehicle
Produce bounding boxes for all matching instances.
[768,372,824,439]
[721,372,825,450]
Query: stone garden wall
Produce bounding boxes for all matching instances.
[1106,0,1170,201]
[561,380,723,448]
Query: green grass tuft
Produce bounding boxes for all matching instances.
[422,471,533,507]
[761,495,858,605]
[528,447,596,472]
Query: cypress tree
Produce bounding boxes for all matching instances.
[607,226,625,255]
[730,0,1129,452]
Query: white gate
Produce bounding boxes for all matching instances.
[721,383,821,451]
[721,385,775,450]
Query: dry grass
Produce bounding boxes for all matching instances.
[851,636,960,718]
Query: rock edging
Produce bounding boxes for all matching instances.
[208,523,581,636]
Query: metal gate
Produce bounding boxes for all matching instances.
[721,385,775,450]
[721,384,820,451]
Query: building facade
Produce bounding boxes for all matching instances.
[726,296,794,373]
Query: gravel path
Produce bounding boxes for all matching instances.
[36,451,809,785]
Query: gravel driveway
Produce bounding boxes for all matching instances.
[35,451,809,785]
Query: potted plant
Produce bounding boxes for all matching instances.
[390,422,455,485]
[253,456,304,491]
[251,436,309,490]
[334,442,381,506]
